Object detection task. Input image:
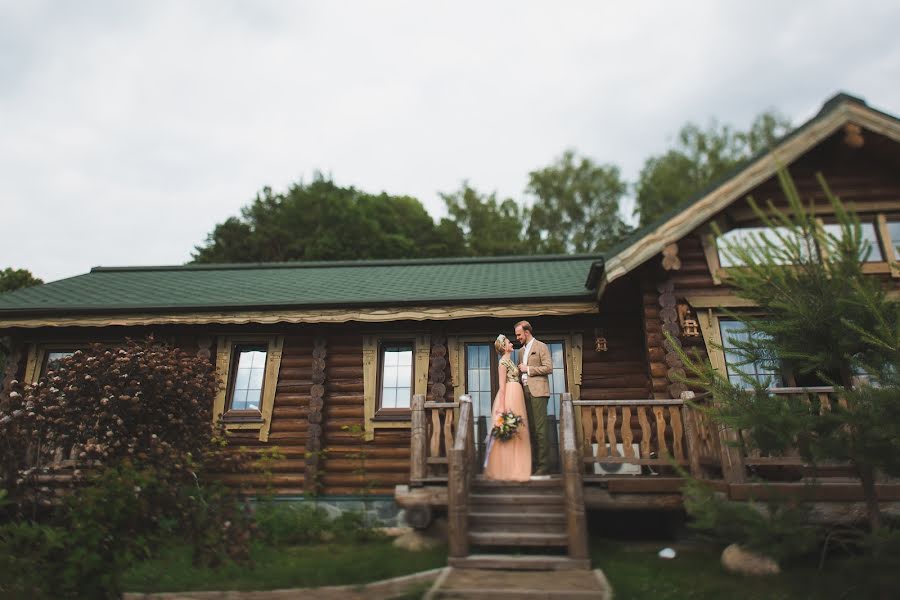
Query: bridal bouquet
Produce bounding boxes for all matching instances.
[490,410,523,441]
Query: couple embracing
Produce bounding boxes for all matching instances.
[484,320,553,482]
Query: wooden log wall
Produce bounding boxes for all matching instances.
[580,284,652,402]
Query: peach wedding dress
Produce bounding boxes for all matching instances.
[484,356,532,481]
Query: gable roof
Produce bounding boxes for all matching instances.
[0,255,603,327]
[600,93,900,290]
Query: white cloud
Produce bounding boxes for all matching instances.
[1,0,899,281]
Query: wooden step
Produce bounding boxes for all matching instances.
[469,493,564,512]
[469,531,569,547]
[469,511,565,525]
[449,554,591,571]
[469,511,566,534]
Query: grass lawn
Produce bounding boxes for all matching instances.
[122,540,447,593]
[123,537,895,598]
[592,539,893,600]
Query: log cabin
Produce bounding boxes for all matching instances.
[1,92,899,568]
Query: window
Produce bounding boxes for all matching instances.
[42,350,77,375]
[717,226,812,267]
[213,336,284,441]
[718,320,780,389]
[378,342,414,411]
[362,334,430,440]
[226,345,268,412]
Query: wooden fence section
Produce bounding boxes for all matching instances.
[410,394,459,484]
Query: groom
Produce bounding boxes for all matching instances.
[514,320,553,476]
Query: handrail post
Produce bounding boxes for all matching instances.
[410,394,427,483]
[560,393,589,560]
[448,395,472,559]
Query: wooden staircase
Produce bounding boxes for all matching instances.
[447,394,590,571]
[450,476,589,570]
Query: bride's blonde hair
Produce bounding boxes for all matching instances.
[495,334,510,355]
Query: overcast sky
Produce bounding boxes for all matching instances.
[2,1,899,283]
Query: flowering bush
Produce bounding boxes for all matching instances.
[490,410,523,442]
[0,337,255,596]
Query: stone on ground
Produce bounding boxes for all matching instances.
[721,543,780,576]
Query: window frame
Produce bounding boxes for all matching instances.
[362,333,430,441]
[25,343,88,383]
[213,335,284,441]
[224,343,270,417]
[703,210,900,284]
[375,340,416,417]
[716,318,782,389]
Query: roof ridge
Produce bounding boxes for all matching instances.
[90,253,603,273]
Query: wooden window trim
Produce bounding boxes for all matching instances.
[362,333,430,441]
[213,335,284,442]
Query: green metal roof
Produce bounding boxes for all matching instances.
[0,255,603,316]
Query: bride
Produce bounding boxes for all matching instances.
[484,334,532,481]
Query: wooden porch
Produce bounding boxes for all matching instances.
[395,388,900,567]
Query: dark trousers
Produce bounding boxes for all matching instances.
[524,387,550,473]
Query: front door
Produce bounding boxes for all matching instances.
[463,339,568,471]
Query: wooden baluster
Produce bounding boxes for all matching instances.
[430,408,441,459]
[581,406,594,461]
[818,392,832,413]
[653,406,668,457]
[606,407,618,456]
[669,406,685,462]
[442,408,454,459]
[638,407,651,460]
[595,407,607,457]
[621,407,634,458]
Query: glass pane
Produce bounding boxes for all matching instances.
[467,347,478,370]
[823,223,883,262]
[382,388,397,409]
[231,389,249,410]
[245,389,262,411]
[234,367,251,391]
[397,350,412,366]
[384,349,399,366]
[395,388,411,408]
[248,367,264,390]
[396,365,412,387]
[479,369,491,392]
[384,365,398,388]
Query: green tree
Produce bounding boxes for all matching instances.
[0,268,43,293]
[526,150,632,253]
[193,175,465,263]
[440,183,530,256]
[678,171,900,534]
[635,110,792,225]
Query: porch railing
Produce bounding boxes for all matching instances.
[741,386,841,468]
[448,395,475,559]
[410,394,460,484]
